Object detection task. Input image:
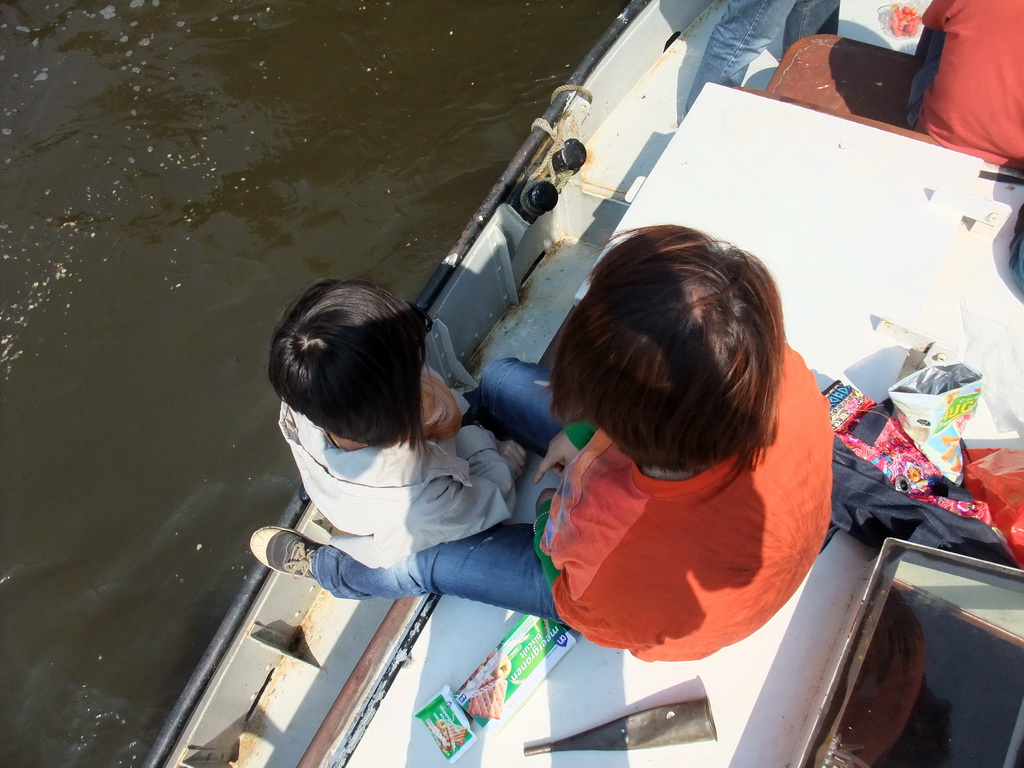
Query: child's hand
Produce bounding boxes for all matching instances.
[534,431,581,483]
[497,439,527,479]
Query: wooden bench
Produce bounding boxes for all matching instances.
[751,34,939,147]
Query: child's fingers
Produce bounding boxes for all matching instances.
[533,455,561,484]
[534,431,578,483]
[497,439,528,478]
[509,441,527,463]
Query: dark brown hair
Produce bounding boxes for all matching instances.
[268,278,426,447]
[550,225,785,472]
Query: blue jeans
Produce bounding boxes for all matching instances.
[312,524,560,619]
[467,357,563,455]
[907,28,945,128]
[310,358,563,619]
[685,0,840,111]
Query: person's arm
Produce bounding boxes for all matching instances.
[321,470,515,568]
[564,421,597,448]
[455,424,518,503]
[366,425,519,558]
[533,421,596,482]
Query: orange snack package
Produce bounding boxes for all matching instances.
[964,449,1024,566]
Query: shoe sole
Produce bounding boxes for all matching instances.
[250,526,289,571]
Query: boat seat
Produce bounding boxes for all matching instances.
[750,34,939,147]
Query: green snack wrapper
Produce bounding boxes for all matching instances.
[414,685,477,763]
[455,614,576,732]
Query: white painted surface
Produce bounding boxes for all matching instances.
[917,173,1024,447]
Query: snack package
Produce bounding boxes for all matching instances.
[964,449,1024,567]
[889,362,983,484]
[414,686,477,763]
[455,615,576,732]
[823,380,871,431]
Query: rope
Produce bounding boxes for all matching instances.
[526,84,595,188]
[550,84,593,104]
[531,118,557,139]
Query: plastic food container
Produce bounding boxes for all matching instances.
[878,2,928,40]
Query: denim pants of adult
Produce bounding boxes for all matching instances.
[464,357,563,455]
[310,358,563,619]
[906,28,945,128]
[685,0,841,110]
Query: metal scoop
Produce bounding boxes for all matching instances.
[524,696,716,756]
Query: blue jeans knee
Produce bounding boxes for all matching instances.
[470,358,563,455]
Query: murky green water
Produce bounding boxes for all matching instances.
[0,2,623,764]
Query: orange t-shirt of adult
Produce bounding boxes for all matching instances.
[917,0,1024,168]
[541,347,833,662]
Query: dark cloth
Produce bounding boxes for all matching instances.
[829,436,1017,567]
[1011,220,1024,297]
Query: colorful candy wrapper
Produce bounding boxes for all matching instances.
[455,614,576,733]
[823,380,871,431]
[414,686,477,763]
[889,362,983,484]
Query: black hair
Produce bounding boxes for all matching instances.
[268,278,427,447]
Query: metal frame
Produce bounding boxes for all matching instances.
[799,539,1024,768]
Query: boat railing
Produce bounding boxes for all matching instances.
[141,487,309,768]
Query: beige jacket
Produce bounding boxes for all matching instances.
[279,395,515,568]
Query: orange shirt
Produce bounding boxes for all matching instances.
[917,0,1024,168]
[540,347,833,661]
